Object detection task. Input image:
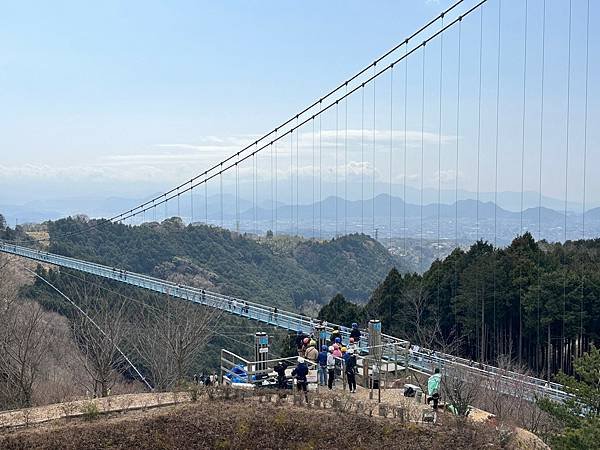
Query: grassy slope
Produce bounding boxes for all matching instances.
[0,400,505,450]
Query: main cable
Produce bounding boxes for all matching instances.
[14,1,469,246]
[19,1,489,243]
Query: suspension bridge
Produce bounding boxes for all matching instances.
[1,0,596,404]
[0,241,568,402]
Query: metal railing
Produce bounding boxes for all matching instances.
[0,241,568,402]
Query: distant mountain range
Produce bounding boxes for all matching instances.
[4,192,600,244]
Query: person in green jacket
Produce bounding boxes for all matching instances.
[427,368,442,410]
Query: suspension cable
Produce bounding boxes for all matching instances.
[373,64,377,237]
[437,13,445,314]
[361,86,365,234]
[190,180,194,224]
[537,0,547,377]
[420,42,426,272]
[404,45,408,255]
[312,117,315,237]
[336,100,339,238]
[492,0,501,356]
[290,129,294,235]
[518,0,528,364]
[455,17,462,251]
[389,64,394,248]
[581,0,590,357]
[562,0,572,372]
[345,83,348,236]
[14,1,489,246]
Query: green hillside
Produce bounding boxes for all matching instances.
[45,216,401,310]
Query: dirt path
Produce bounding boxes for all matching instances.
[0,392,191,429]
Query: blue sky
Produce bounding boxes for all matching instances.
[1,0,598,211]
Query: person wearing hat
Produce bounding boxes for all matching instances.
[292,357,309,403]
[304,340,318,362]
[345,349,358,393]
[329,326,341,346]
[317,345,329,386]
[332,344,342,358]
[350,323,361,343]
[300,336,310,358]
[341,346,349,364]
[348,337,358,354]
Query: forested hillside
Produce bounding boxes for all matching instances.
[44,216,399,309]
[320,233,600,378]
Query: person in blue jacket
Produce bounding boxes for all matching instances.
[317,345,328,386]
[291,357,309,403]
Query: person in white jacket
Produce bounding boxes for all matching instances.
[327,346,336,390]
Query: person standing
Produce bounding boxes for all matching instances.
[292,357,309,404]
[274,361,288,390]
[427,368,442,410]
[350,323,361,343]
[317,345,328,387]
[304,340,318,362]
[345,349,357,393]
[329,326,341,345]
[327,346,336,390]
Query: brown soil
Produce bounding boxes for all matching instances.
[0,396,509,450]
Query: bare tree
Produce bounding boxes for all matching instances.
[442,366,482,417]
[68,284,130,397]
[402,286,435,348]
[0,299,53,408]
[133,297,223,390]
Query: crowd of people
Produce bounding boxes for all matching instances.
[291,323,362,396]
